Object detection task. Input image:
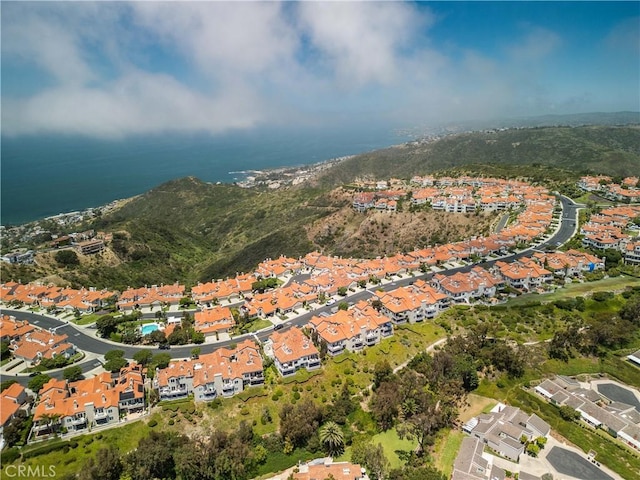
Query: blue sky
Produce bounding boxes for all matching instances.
[2,1,638,138]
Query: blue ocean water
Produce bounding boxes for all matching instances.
[1,125,404,225]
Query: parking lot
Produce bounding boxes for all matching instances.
[546,446,613,480]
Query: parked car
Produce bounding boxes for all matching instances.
[159,343,171,350]
[273,324,284,331]
[326,299,336,305]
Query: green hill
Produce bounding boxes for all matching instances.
[317,125,640,186]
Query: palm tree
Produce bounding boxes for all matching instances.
[319,421,345,457]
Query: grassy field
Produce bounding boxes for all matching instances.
[459,394,496,422]
[372,429,417,469]
[12,419,152,478]
[504,276,640,307]
[432,429,464,478]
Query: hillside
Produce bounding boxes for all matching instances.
[317,125,640,186]
[3,125,639,290]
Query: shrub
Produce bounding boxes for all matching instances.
[148,419,158,427]
[592,291,613,302]
[69,440,79,449]
[22,441,70,459]
[1,448,20,464]
[168,419,175,425]
[240,407,250,416]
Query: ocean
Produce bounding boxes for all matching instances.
[1,125,405,226]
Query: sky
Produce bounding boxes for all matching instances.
[2,1,639,139]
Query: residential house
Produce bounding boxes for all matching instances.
[1,384,30,438]
[308,301,392,356]
[31,367,145,439]
[451,436,491,480]
[376,282,448,324]
[117,283,186,312]
[463,403,550,462]
[495,259,553,291]
[11,330,76,366]
[154,340,264,402]
[194,306,236,338]
[293,460,366,480]
[263,327,321,376]
[432,267,502,303]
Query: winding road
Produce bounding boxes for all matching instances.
[1,196,584,386]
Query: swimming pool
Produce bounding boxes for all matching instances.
[140,323,160,336]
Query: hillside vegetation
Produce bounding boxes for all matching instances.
[317,125,640,186]
[3,125,638,289]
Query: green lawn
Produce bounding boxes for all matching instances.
[374,429,417,468]
[244,318,273,333]
[504,276,640,307]
[433,429,464,478]
[72,313,105,325]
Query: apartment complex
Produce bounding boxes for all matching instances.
[154,340,264,402]
[31,363,145,440]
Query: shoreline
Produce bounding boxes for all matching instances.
[0,155,354,230]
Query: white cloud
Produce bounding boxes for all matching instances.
[2,2,631,138]
[507,25,561,61]
[605,16,640,53]
[296,2,430,86]
[3,70,266,138]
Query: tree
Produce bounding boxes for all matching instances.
[327,383,356,425]
[351,440,389,480]
[79,446,123,480]
[125,431,187,480]
[279,400,323,449]
[337,287,348,296]
[338,301,349,311]
[1,340,11,360]
[133,350,153,366]
[148,329,167,344]
[370,381,401,431]
[96,315,120,338]
[1,380,17,392]
[151,353,172,369]
[373,359,393,389]
[28,374,51,393]
[55,250,79,267]
[104,350,128,373]
[526,443,540,457]
[620,297,640,324]
[558,405,580,421]
[3,410,29,447]
[63,365,83,382]
[191,347,201,359]
[319,421,345,456]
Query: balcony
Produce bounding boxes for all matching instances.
[94,410,108,420]
[201,390,217,399]
[70,417,87,426]
[307,361,321,370]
